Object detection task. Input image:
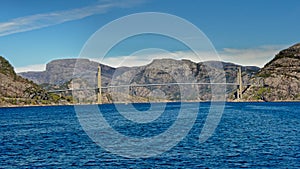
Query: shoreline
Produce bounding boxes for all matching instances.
[1,100,300,108]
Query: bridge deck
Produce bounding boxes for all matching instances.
[47,82,256,93]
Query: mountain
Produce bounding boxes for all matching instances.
[242,43,300,101]
[18,58,259,103]
[14,44,300,103]
[107,59,259,102]
[19,59,115,85]
[0,56,67,106]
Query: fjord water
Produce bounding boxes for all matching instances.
[0,102,299,168]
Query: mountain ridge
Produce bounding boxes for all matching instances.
[18,58,259,103]
[19,58,259,85]
[9,43,300,103]
[0,56,70,106]
[242,43,300,101]
[6,42,300,104]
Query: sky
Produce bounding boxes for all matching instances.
[0,0,299,72]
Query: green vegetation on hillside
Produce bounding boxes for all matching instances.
[242,43,300,101]
[0,56,73,106]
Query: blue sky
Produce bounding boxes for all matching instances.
[0,0,299,72]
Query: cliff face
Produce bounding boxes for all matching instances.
[0,56,59,106]
[19,59,115,86]
[14,44,300,103]
[242,43,300,101]
[19,58,259,103]
[109,59,259,102]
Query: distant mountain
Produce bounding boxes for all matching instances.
[0,56,67,106]
[19,59,115,86]
[18,58,259,103]
[242,43,300,101]
[106,59,259,102]
[14,44,300,103]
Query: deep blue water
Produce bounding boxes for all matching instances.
[0,102,299,168]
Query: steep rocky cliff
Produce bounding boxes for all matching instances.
[109,59,259,102]
[15,44,300,103]
[242,43,300,101]
[19,59,115,86]
[0,56,63,106]
[19,58,259,103]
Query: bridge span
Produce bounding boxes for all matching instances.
[48,65,253,104]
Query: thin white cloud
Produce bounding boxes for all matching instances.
[15,64,46,73]
[96,48,207,67]
[0,0,143,37]
[17,45,287,72]
[220,45,287,67]
[93,45,287,68]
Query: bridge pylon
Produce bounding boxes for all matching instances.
[237,67,243,100]
[97,65,102,104]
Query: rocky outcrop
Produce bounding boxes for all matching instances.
[18,58,259,103]
[108,59,259,102]
[242,43,300,101]
[15,44,300,103]
[19,59,115,86]
[0,56,63,106]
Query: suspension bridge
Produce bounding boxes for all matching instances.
[48,65,250,104]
